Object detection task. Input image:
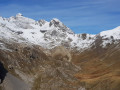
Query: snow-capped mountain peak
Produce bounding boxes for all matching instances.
[50,18,64,27]
[16,13,23,17]
[51,18,62,24]
[100,26,120,39]
[52,18,60,21]
[0,14,95,50]
[113,26,120,30]
[0,14,120,51]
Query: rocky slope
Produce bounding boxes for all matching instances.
[0,13,120,90]
[0,40,85,90]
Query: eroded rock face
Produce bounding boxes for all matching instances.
[32,58,82,90]
[0,40,84,90]
[50,46,72,62]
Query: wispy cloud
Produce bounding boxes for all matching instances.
[0,0,120,34]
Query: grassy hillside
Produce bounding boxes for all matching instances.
[72,43,120,90]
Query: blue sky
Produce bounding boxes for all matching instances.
[0,0,120,34]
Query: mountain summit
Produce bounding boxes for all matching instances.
[0,14,95,50]
[0,14,120,50]
[16,13,23,17]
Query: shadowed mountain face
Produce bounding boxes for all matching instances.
[0,62,8,84]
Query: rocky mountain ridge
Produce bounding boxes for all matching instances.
[0,13,120,90]
[0,13,95,51]
[1,13,120,51]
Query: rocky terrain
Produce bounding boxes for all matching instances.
[0,13,120,90]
